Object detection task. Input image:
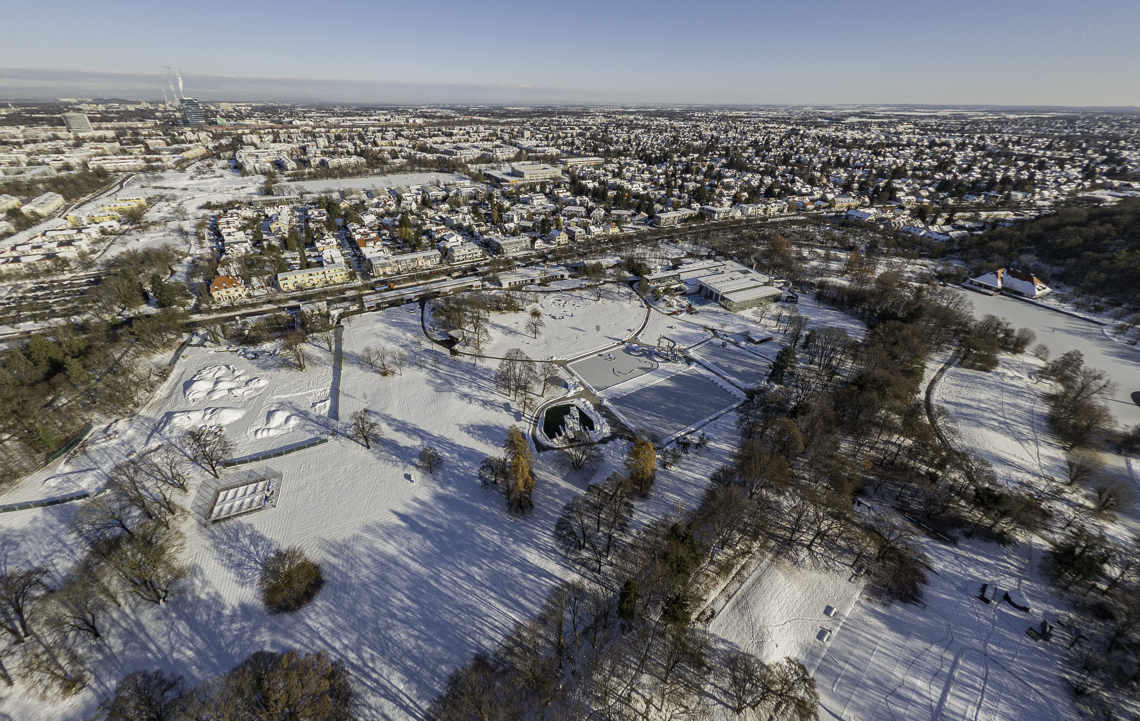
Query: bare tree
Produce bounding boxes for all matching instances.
[700,485,766,561]
[1063,449,1104,488]
[417,446,444,476]
[43,576,107,643]
[282,330,308,371]
[72,494,139,543]
[554,475,633,574]
[21,631,88,699]
[802,326,851,381]
[539,361,561,396]
[1092,476,1133,519]
[104,459,182,529]
[359,346,381,371]
[258,547,323,614]
[525,309,545,339]
[102,524,190,605]
[0,566,48,644]
[347,409,382,449]
[559,438,603,474]
[717,648,767,717]
[95,669,184,721]
[390,348,408,376]
[180,425,234,478]
[144,445,191,493]
[755,657,818,721]
[494,348,537,399]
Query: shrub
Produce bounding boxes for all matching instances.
[258,547,323,614]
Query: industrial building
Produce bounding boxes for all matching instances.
[696,271,782,311]
[61,113,93,133]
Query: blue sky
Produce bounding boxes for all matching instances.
[2,0,1138,105]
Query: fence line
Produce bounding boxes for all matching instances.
[222,437,329,467]
[0,490,91,514]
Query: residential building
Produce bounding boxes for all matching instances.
[276,263,354,292]
[20,192,64,217]
[366,249,441,276]
[653,208,698,227]
[446,242,485,264]
[486,235,531,256]
[967,268,1052,298]
[209,275,247,303]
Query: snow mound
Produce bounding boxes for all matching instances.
[184,365,266,403]
[156,408,246,437]
[251,409,300,439]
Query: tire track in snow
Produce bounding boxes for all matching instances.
[884,611,954,721]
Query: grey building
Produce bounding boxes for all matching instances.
[180,98,206,127]
[61,113,93,133]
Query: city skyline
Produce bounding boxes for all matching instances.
[2,0,1139,106]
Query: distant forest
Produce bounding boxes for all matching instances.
[964,198,1140,305]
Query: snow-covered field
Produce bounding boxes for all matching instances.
[283,172,468,196]
[0,298,742,720]
[813,538,1070,721]
[481,285,647,360]
[934,354,1062,489]
[962,289,1140,429]
[9,274,1131,720]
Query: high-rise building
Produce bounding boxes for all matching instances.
[180,98,206,126]
[61,112,93,133]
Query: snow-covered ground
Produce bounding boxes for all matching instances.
[934,354,1062,491]
[813,538,1070,721]
[961,288,1140,429]
[0,300,742,720]
[480,285,647,361]
[710,556,863,670]
[282,172,468,195]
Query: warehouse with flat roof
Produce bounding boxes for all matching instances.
[697,271,782,311]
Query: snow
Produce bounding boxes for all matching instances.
[709,557,863,670]
[184,365,267,403]
[713,537,1072,721]
[0,293,753,720]
[812,539,1070,721]
[961,289,1140,429]
[606,367,741,441]
[250,409,301,439]
[689,340,770,388]
[478,285,648,361]
[933,354,1063,490]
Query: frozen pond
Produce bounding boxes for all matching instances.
[568,345,660,393]
[961,289,1140,428]
[689,341,770,388]
[607,368,738,440]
